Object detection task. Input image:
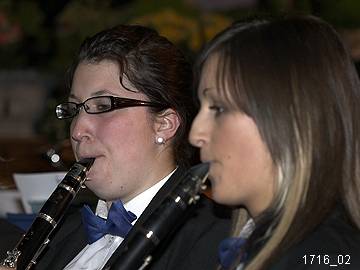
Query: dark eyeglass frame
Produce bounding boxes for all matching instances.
[56,95,168,119]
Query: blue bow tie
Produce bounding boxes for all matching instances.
[218,237,248,269]
[81,200,137,244]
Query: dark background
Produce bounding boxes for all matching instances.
[1,0,360,186]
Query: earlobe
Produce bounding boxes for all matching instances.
[155,137,166,145]
[155,108,180,142]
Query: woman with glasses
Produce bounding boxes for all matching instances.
[13,25,230,270]
[189,15,360,269]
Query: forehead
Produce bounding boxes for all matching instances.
[70,60,145,100]
[198,52,248,113]
[198,53,232,102]
[198,54,220,97]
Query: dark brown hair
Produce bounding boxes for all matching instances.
[67,25,195,167]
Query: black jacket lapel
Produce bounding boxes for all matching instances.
[104,166,187,268]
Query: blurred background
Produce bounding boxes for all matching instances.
[1,0,360,215]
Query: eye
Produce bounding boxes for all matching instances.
[86,100,111,113]
[95,104,111,111]
[209,104,225,116]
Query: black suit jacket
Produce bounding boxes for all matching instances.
[34,167,231,270]
[0,218,25,261]
[249,207,360,270]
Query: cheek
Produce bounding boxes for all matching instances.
[98,113,154,158]
[98,118,123,140]
[208,118,273,205]
[69,122,78,157]
[98,117,139,149]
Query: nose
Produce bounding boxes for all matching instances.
[189,111,208,148]
[70,110,94,144]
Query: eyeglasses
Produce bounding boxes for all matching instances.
[55,95,167,119]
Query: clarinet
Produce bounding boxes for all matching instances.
[110,162,209,270]
[1,158,94,270]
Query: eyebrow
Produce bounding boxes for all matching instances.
[199,87,213,98]
[68,93,78,102]
[92,90,112,96]
[68,89,114,101]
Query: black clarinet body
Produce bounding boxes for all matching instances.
[1,158,94,270]
[110,163,209,270]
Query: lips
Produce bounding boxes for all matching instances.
[78,154,97,161]
[74,142,101,163]
[199,154,212,170]
[83,157,97,181]
[199,152,210,163]
[200,160,216,180]
[76,150,101,162]
[199,147,211,160]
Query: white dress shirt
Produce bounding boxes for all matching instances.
[64,169,176,270]
[236,218,255,270]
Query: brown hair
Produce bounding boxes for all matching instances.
[197,15,360,269]
[67,25,196,167]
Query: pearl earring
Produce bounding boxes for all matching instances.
[156,137,165,145]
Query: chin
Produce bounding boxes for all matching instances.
[88,184,124,202]
[210,189,225,204]
[211,189,236,206]
[89,188,112,201]
[85,181,106,196]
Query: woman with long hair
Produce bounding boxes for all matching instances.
[190,15,360,269]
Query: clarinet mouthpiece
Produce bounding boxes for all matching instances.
[78,158,95,170]
[188,162,209,180]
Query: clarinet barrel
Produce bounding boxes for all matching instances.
[111,163,209,270]
[1,158,94,270]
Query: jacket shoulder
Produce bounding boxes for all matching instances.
[149,195,232,270]
[270,209,360,270]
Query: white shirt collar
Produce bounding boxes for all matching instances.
[64,167,178,270]
[95,167,177,222]
[238,218,255,238]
